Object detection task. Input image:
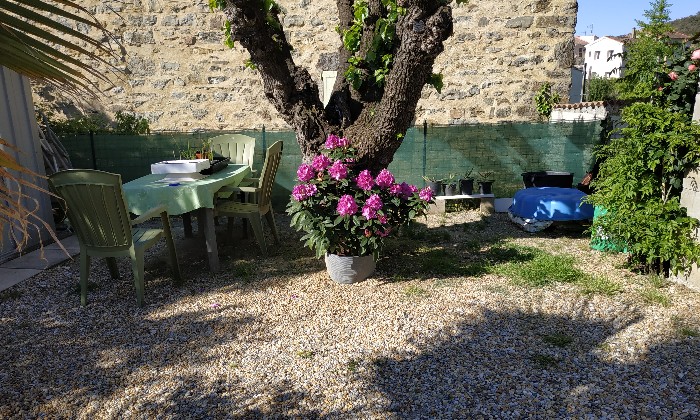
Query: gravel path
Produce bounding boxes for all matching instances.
[1,210,699,418]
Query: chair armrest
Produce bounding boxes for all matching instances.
[131,204,167,225]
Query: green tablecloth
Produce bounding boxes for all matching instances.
[122,164,251,216]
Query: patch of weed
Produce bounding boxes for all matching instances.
[234,261,256,279]
[647,274,668,289]
[640,288,670,307]
[679,326,699,337]
[404,285,428,297]
[347,359,360,372]
[426,230,451,244]
[577,275,623,297]
[0,289,22,302]
[671,316,699,338]
[494,248,582,287]
[542,333,573,348]
[297,350,315,359]
[531,354,559,368]
[460,239,481,252]
[418,248,462,275]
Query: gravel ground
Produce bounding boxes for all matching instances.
[1,209,699,418]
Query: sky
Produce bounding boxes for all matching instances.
[575,0,699,37]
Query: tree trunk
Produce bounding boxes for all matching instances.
[222,0,454,172]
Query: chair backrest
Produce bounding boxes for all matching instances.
[209,134,256,167]
[49,169,134,250]
[257,141,283,210]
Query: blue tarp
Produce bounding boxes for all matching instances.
[509,187,594,221]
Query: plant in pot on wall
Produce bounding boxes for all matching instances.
[459,169,475,195]
[422,175,443,197]
[477,171,495,194]
[287,135,435,284]
[444,173,458,196]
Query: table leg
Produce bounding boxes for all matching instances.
[182,213,193,238]
[200,207,220,272]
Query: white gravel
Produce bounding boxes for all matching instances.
[1,210,699,418]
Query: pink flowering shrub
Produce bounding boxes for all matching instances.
[658,48,700,117]
[287,135,434,258]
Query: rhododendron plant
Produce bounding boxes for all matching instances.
[287,135,434,258]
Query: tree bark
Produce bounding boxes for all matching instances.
[222,0,454,171]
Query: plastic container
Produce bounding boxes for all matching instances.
[521,171,574,188]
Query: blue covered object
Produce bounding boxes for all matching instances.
[509,187,594,221]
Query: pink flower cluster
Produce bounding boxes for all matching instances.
[337,194,358,216]
[689,49,700,72]
[292,183,318,201]
[288,134,435,257]
[324,134,350,149]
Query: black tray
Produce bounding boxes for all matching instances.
[200,157,230,175]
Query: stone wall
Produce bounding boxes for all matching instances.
[33,0,577,131]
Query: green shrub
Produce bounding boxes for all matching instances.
[588,103,700,275]
[586,75,618,101]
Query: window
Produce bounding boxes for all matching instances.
[607,50,613,60]
[588,51,591,57]
[594,51,600,60]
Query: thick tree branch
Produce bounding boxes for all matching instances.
[348,3,453,169]
[222,0,328,156]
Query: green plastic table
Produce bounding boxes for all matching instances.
[123,164,251,272]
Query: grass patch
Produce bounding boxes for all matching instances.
[347,359,360,372]
[404,285,429,297]
[671,316,699,338]
[417,248,462,276]
[426,230,451,244]
[542,333,573,348]
[460,239,481,253]
[646,274,668,289]
[640,288,670,307]
[0,289,22,302]
[678,326,699,338]
[577,275,623,297]
[493,247,582,287]
[297,350,315,359]
[234,261,256,280]
[531,354,559,368]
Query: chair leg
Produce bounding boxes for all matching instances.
[161,212,183,285]
[248,215,267,257]
[79,251,90,306]
[264,210,280,245]
[130,249,145,307]
[106,257,120,279]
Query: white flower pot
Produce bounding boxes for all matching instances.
[324,253,376,284]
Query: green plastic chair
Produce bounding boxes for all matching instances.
[49,169,182,307]
[215,141,283,256]
[209,134,256,168]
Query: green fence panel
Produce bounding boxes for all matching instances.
[59,121,603,211]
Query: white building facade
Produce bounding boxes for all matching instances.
[584,36,626,79]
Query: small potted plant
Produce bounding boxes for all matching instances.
[422,175,443,197]
[459,169,474,195]
[477,171,495,194]
[444,173,458,196]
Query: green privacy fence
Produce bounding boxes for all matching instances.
[59,121,603,210]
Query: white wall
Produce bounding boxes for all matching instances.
[584,37,625,79]
[0,66,54,263]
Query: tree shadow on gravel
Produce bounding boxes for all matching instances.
[367,306,700,417]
